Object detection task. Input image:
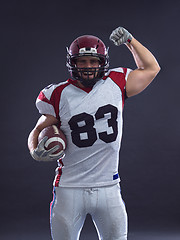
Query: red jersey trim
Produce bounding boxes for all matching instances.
[54,167,63,187]
[50,82,69,120]
[38,91,52,105]
[54,159,64,187]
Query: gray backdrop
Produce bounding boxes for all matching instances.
[1,0,180,239]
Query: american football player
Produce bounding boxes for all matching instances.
[28,26,160,240]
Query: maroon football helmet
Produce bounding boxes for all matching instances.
[66,35,109,87]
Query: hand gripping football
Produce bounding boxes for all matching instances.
[38,125,67,157]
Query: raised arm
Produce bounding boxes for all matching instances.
[110,27,160,97]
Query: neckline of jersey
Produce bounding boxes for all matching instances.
[68,79,93,93]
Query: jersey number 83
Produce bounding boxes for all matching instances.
[68,104,118,148]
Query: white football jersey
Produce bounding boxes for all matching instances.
[36,67,132,187]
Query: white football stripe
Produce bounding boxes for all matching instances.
[52,125,59,135]
[45,137,66,150]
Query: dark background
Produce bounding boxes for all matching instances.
[1,0,180,239]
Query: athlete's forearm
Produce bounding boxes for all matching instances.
[126,37,160,73]
[28,114,59,153]
[28,128,40,152]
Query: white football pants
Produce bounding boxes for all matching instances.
[50,184,128,240]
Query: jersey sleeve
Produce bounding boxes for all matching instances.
[36,81,70,119]
[104,67,132,98]
[36,84,58,118]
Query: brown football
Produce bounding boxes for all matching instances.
[38,125,67,156]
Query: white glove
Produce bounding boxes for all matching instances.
[30,136,65,162]
[109,27,133,46]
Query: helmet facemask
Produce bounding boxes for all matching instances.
[73,67,103,88]
[67,53,109,87]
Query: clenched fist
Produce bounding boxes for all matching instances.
[109,27,133,46]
